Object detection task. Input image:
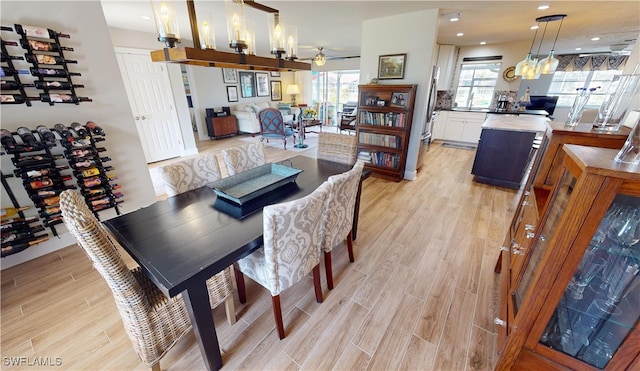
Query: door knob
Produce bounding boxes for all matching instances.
[135,116,140,120]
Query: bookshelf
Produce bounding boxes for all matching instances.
[355,84,416,181]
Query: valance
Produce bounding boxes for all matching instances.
[555,54,628,72]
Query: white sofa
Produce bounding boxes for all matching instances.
[231,102,294,135]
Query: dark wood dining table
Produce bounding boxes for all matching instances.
[102,156,370,371]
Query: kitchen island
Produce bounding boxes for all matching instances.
[471,114,548,189]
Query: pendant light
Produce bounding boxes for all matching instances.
[537,14,567,74]
[314,47,327,66]
[515,21,540,77]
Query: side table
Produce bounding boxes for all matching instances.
[206,115,237,139]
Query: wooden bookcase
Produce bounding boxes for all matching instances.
[355,84,416,181]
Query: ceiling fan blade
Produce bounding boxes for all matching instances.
[327,55,361,60]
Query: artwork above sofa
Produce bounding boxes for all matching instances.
[231,101,294,135]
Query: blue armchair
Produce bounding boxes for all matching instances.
[258,108,295,149]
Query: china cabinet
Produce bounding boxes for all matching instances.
[496,144,640,370]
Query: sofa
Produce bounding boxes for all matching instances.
[231,102,294,135]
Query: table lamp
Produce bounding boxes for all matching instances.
[287,84,300,106]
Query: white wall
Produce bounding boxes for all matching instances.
[1,1,157,268]
[361,9,439,180]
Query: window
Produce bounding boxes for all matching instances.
[454,62,501,109]
[548,69,623,108]
[311,70,359,125]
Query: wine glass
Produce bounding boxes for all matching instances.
[592,204,623,244]
[608,206,640,247]
[568,247,607,300]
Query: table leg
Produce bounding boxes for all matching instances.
[182,281,223,371]
[352,178,363,241]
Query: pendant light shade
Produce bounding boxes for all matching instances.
[536,15,566,74]
[314,47,326,66]
[515,14,566,79]
[515,53,535,76]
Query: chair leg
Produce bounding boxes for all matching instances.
[312,264,323,303]
[233,263,247,304]
[151,361,161,371]
[324,251,334,290]
[224,295,236,325]
[347,231,355,262]
[272,295,286,339]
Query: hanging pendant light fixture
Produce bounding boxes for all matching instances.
[515,22,540,77]
[537,14,567,74]
[314,47,327,66]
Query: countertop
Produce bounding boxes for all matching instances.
[442,108,549,116]
[482,114,549,133]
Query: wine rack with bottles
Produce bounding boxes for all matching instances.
[1,122,120,256]
[0,23,91,105]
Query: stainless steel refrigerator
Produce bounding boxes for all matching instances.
[418,65,439,169]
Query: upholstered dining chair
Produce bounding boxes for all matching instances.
[234,181,331,339]
[317,132,357,165]
[220,142,268,176]
[258,108,295,150]
[59,189,226,371]
[158,154,236,325]
[321,160,365,290]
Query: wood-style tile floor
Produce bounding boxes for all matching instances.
[1,131,518,370]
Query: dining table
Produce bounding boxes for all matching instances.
[102,156,370,371]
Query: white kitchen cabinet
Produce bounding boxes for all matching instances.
[436,44,456,90]
[431,110,447,140]
[444,111,486,144]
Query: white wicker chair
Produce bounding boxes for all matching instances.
[158,154,236,325]
[59,190,197,371]
[220,142,267,176]
[234,181,331,339]
[317,132,357,165]
[321,160,365,289]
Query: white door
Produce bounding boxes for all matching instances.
[116,52,182,163]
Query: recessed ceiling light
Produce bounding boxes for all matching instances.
[538,5,550,10]
[575,47,582,51]
[480,41,486,45]
[456,32,464,37]
[530,25,539,30]
[449,13,460,22]
[591,37,600,41]
[141,15,151,20]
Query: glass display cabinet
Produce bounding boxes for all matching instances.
[496,144,640,370]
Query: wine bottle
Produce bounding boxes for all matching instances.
[36,125,56,143]
[1,129,17,148]
[70,156,111,168]
[13,153,63,166]
[30,188,67,200]
[1,66,30,77]
[66,137,105,148]
[33,80,83,90]
[1,94,38,104]
[76,166,114,179]
[17,127,38,146]
[44,215,62,226]
[39,93,91,104]
[1,53,24,62]
[52,123,73,139]
[37,195,60,207]
[1,236,49,256]
[24,176,72,191]
[1,227,46,244]
[1,206,31,219]
[14,24,70,39]
[85,121,106,136]
[1,80,35,91]
[66,147,107,158]
[39,206,60,218]
[30,67,80,77]
[81,174,116,189]
[24,54,78,65]
[16,166,70,179]
[20,38,74,52]
[1,40,18,46]
[70,122,87,137]
[0,218,39,233]
[93,200,123,212]
[87,191,123,202]
[85,185,121,197]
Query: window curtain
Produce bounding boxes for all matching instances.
[556,54,628,72]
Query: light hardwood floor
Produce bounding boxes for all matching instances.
[1,132,519,370]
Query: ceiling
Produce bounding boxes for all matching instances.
[100,1,640,61]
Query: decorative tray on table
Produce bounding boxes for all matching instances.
[208,163,303,205]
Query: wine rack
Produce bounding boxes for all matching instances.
[1,23,91,105]
[1,122,121,257]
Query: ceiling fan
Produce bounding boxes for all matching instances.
[299,46,360,66]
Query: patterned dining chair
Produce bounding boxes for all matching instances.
[317,132,357,165]
[157,154,236,325]
[220,142,268,176]
[59,190,196,371]
[234,181,331,339]
[321,160,365,290]
[258,108,295,150]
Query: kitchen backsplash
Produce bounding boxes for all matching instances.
[436,90,518,110]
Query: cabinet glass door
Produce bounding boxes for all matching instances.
[513,169,575,312]
[539,194,640,369]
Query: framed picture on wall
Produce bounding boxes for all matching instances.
[378,53,406,79]
[256,72,270,97]
[222,68,238,84]
[227,86,238,102]
[238,71,255,98]
[270,81,282,101]
[270,71,280,77]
